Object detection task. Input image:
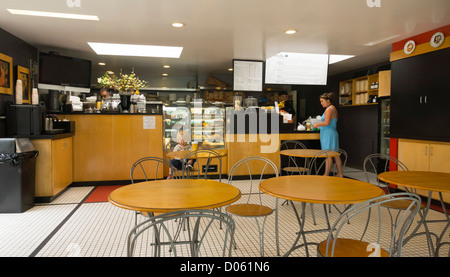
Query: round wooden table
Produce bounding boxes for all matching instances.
[166,149,228,159]
[378,171,450,257]
[279,149,339,158]
[279,149,340,175]
[260,175,384,256]
[109,179,241,214]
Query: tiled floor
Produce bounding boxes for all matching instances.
[0,168,449,258]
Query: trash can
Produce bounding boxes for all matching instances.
[0,138,39,213]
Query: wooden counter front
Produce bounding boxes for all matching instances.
[60,114,163,182]
[225,132,319,176]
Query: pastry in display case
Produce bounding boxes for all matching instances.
[163,101,225,152]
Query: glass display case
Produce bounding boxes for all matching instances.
[163,100,225,152]
[379,97,390,155]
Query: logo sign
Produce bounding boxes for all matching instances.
[67,0,81,8]
[366,0,381,8]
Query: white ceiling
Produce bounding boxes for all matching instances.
[0,0,449,85]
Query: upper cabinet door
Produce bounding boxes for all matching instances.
[390,48,450,142]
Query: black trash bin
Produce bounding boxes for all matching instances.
[0,138,39,213]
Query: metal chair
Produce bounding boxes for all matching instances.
[130,157,181,226]
[182,149,222,182]
[226,156,279,257]
[317,193,421,257]
[363,153,432,255]
[307,148,347,176]
[307,149,348,224]
[127,209,235,257]
[279,140,308,175]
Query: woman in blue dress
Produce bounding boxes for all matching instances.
[312,92,343,177]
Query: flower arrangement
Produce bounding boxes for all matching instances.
[97,70,149,94]
[97,72,116,89]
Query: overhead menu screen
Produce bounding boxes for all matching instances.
[265,52,329,85]
[233,60,264,91]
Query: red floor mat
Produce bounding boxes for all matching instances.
[84,185,124,203]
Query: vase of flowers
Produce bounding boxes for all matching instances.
[97,70,148,112]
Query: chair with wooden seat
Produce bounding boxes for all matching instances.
[127,209,235,257]
[317,192,421,257]
[307,148,348,224]
[279,140,308,175]
[226,156,279,257]
[363,153,427,239]
[130,157,181,224]
[182,149,222,182]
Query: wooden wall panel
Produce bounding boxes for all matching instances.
[113,115,163,180]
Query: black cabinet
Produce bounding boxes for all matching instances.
[391,48,450,142]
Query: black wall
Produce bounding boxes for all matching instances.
[0,28,38,137]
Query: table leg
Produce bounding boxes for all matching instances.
[402,191,437,257]
[435,192,450,257]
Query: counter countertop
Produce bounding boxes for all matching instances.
[13,132,75,140]
[51,111,162,115]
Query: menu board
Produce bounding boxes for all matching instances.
[233,60,264,91]
[265,52,329,85]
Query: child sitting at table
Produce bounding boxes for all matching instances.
[167,137,196,179]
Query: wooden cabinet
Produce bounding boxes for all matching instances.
[390,48,450,141]
[61,115,163,182]
[32,137,73,198]
[339,70,391,106]
[398,139,450,203]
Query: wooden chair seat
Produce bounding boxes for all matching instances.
[317,238,389,257]
[380,199,425,210]
[282,166,308,173]
[226,203,273,217]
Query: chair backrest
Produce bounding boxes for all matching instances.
[307,148,347,175]
[182,149,222,181]
[130,157,180,183]
[363,153,408,192]
[322,192,421,257]
[280,140,307,174]
[127,209,235,257]
[228,156,279,205]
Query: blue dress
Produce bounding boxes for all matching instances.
[320,106,339,150]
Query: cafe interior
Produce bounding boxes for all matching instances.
[0,0,449,262]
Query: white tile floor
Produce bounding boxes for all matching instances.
[0,168,449,258]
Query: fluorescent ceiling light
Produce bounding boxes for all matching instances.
[7,9,99,21]
[285,29,297,35]
[88,42,183,58]
[364,35,400,46]
[329,55,355,64]
[171,22,185,28]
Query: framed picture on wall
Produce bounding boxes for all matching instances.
[0,52,13,95]
[18,65,31,103]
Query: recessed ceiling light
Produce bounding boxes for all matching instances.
[329,55,355,64]
[364,35,400,46]
[163,65,171,68]
[285,29,297,35]
[228,68,233,71]
[7,9,99,21]
[98,62,106,66]
[162,73,168,77]
[107,71,114,75]
[88,42,183,58]
[172,22,185,28]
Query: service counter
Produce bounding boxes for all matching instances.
[52,114,318,184]
[57,114,163,183]
[225,132,320,176]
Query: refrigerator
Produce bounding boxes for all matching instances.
[378,96,391,156]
